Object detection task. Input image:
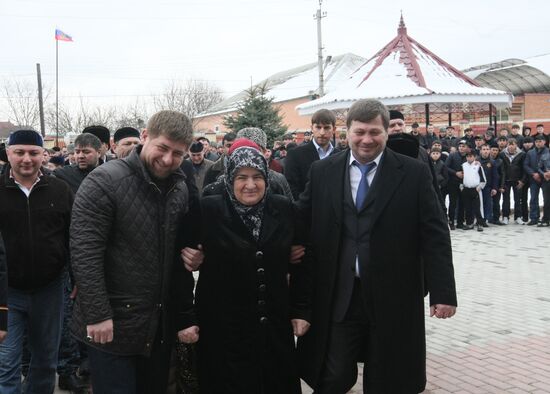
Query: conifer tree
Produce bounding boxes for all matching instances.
[224,83,287,146]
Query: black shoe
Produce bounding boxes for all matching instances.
[449,222,455,230]
[463,224,474,230]
[526,220,538,226]
[477,224,484,232]
[482,222,489,228]
[58,373,89,391]
[456,223,464,229]
[538,221,550,227]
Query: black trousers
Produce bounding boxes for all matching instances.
[492,190,502,222]
[502,181,523,219]
[316,279,385,394]
[542,181,550,222]
[87,331,172,394]
[447,182,464,224]
[461,187,483,225]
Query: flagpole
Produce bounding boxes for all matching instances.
[56,38,59,147]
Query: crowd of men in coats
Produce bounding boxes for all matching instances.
[0,102,545,393]
[428,123,550,231]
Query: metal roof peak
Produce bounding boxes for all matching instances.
[398,11,407,35]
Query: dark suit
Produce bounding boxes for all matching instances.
[284,141,340,200]
[296,148,457,393]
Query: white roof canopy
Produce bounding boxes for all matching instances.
[297,15,513,115]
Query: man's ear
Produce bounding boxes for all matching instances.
[141,129,148,143]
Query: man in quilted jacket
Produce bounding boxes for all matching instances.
[70,110,202,394]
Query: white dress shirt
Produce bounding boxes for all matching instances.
[312,139,334,160]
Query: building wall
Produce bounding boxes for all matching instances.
[193,97,314,134]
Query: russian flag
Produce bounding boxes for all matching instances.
[55,29,73,42]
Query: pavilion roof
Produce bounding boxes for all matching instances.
[297,15,512,115]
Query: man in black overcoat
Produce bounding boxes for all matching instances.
[296,99,457,393]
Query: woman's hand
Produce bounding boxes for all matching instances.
[289,245,305,264]
[178,325,199,343]
[181,245,204,272]
[291,319,310,337]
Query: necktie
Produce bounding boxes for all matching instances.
[355,161,377,209]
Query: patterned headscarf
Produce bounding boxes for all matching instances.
[224,146,269,241]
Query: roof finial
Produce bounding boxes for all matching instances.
[398,11,407,35]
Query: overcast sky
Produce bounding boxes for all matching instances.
[1,0,549,116]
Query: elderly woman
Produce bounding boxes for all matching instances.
[195,139,310,394]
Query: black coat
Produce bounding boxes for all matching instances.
[445,151,467,184]
[432,159,448,189]
[284,141,339,199]
[0,232,7,331]
[500,149,527,183]
[195,193,309,394]
[295,149,457,393]
[0,168,73,290]
[53,164,96,194]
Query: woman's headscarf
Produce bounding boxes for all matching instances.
[224,142,269,241]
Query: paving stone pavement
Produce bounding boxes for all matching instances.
[301,222,550,393]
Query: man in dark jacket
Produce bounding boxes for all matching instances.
[285,109,339,199]
[113,127,141,159]
[54,133,102,194]
[70,111,201,393]
[489,144,506,224]
[523,135,549,225]
[0,129,73,393]
[500,139,527,224]
[478,144,499,225]
[83,125,113,163]
[53,132,103,391]
[445,140,468,229]
[538,148,550,226]
[203,132,236,187]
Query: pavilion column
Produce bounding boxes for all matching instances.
[425,104,430,130]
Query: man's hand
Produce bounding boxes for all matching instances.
[544,171,550,181]
[290,245,305,264]
[70,285,78,300]
[430,304,456,319]
[0,330,6,343]
[491,189,497,197]
[533,173,541,183]
[181,245,204,272]
[456,171,464,179]
[499,188,505,193]
[516,181,524,189]
[178,325,199,343]
[87,319,114,344]
[291,319,310,337]
[475,186,481,192]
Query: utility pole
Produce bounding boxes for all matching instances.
[314,0,327,96]
[36,63,46,137]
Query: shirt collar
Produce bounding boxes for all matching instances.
[9,169,43,190]
[349,149,384,168]
[312,138,334,154]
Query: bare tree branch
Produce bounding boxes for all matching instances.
[153,79,223,127]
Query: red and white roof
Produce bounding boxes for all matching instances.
[297,15,513,115]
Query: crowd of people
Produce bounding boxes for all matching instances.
[0,99,544,393]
